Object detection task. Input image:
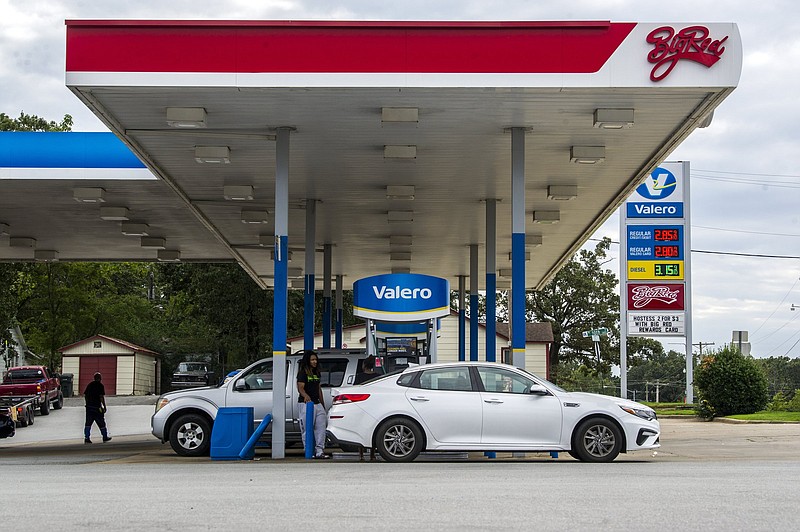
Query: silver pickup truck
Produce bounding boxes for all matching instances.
[151,349,369,456]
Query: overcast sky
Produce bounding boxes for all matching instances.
[2,1,800,359]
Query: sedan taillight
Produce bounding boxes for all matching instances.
[333,393,370,405]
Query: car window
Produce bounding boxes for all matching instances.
[416,367,472,391]
[477,367,534,394]
[235,360,288,391]
[397,372,417,387]
[319,358,349,387]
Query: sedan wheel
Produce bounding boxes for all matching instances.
[572,417,622,463]
[169,414,212,457]
[375,418,424,462]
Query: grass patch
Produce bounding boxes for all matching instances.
[726,411,800,422]
[639,402,800,421]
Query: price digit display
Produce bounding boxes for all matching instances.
[654,263,680,277]
[654,228,680,241]
[654,245,680,258]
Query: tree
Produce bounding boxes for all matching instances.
[694,345,769,416]
[755,356,800,399]
[527,238,619,382]
[0,112,73,132]
[16,263,156,370]
[627,349,686,403]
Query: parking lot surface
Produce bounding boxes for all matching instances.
[2,403,800,530]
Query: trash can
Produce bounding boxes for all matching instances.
[210,407,254,461]
[60,373,74,398]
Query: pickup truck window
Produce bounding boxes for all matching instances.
[177,363,208,373]
[235,359,289,391]
[4,369,45,381]
[319,358,349,387]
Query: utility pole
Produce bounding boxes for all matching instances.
[692,341,715,358]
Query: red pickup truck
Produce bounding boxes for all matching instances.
[0,365,64,415]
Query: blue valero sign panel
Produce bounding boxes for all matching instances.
[354,273,450,321]
[626,166,684,218]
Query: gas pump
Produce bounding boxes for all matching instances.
[365,318,441,372]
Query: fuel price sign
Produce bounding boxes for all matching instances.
[627,225,684,261]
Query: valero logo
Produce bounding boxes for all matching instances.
[635,167,677,200]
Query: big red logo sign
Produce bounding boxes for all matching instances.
[627,283,685,311]
[646,26,728,81]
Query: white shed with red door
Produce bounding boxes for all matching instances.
[59,335,161,396]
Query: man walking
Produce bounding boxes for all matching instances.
[84,372,111,443]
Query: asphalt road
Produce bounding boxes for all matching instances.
[2,402,799,531]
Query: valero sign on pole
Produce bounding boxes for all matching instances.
[620,161,693,402]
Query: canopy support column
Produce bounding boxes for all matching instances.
[485,199,497,362]
[511,128,527,369]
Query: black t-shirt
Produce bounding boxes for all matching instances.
[297,370,321,404]
[84,380,105,408]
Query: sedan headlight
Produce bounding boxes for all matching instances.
[619,404,657,421]
[155,397,170,413]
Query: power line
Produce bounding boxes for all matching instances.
[588,238,800,260]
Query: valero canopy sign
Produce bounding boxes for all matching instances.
[353,273,450,321]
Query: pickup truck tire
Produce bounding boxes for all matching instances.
[52,393,64,410]
[27,406,34,425]
[169,414,212,457]
[40,398,50,416]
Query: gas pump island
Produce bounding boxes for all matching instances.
[353,274,450,371]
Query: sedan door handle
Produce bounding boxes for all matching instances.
[484,398,504,404]
[409,396,430,402]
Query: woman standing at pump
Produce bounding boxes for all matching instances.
[297,350,329,459]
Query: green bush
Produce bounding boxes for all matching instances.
[788,389,800,412]
[693,345,768,416]
[694,398,716,420]
[768,391,789,411]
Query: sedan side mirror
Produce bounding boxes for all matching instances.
[234,380,247,391]
[529,384,550,396]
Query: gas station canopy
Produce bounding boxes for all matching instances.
[0,21,741,290]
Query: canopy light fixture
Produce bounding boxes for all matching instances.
[391,266,411,274]
[507,251,531,261]
[388,210,414,223]
[389,235,413,246]
[570,146,605,164]
[195,146,230,164]
[223,185,254,201]
[532,210,561,224]
[259,234,274,248]
[526,234,543,247]
[0,223,8,236]
[99,206,130,221]
[121,222,149,236]
[166,107,207,128]
[34,250,58,262]
[73,187,106,203]
[499,269,513,278]
[390,252,412,261]
[547,185,578,201]
[9,237,36,248]
[270,249,292,261]
[287,267,303,278]
[381,107,419,123]
[386,185,415,200]
[140,237,166,249]
[157,250,181,262]
[496,279,512,290]
[290,279,307,289]
[384,145,417,159]
[241,210,269,224]
[594,108,634,129]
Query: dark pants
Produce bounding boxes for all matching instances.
[84,407,107,439]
